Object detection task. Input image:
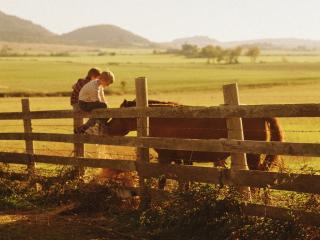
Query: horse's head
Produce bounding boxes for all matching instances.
[102,99,137,136]
[120,99,136,108]
[102,117,133,136]
[104,99,180,136]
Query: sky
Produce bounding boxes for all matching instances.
[0,0,320,42]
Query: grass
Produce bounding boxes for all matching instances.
[1,51,320,94]
[0,48,320,174]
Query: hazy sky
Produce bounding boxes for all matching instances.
[0,0,320,42]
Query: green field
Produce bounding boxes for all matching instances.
[0,48,320,173]
[1,49,320,95]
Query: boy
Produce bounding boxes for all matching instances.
[74,70,115,134]
[70,68,101,109]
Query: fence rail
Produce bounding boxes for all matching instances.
[0,80,320,225]
[1,151,319,194]
[0,152,136,171]
[1,132,320,157]
[1,103,320,120]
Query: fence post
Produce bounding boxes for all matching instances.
[223,83,251,200]
[73,106,85,177]
[135,77,150,208]
[21,98,35,176]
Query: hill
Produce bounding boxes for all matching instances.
[0,10,56,43]
[223,38,320,50]
[166,36,320,50]
[60,24,155,48]
[0,10,155,48]
[164,36,221,48]
[1,10,320,50]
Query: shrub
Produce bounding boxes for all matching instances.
[139,184,319,240]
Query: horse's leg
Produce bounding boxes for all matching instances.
[263,154,281,171]
[246,154,261,171]
[178,151,196,191]
[246,154,264,199]
[213,159,228,168]
[157,150,170,190]
[158,173,166,190]
[211,155,229,190]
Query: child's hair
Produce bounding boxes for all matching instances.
[100,70,115,84]
[85,68,101,80]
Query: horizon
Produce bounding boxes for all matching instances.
[1,0,320,42]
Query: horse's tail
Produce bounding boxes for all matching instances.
[267,117,284,142]
[263,118,284,170]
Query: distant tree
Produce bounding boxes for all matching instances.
[217,49,227,63]
[225,47,242,64]
[200,45,222,63]
[245,47,261,63]
[120,80,127,93]
[166,48,181,54]
[0,45,11,56]
[181,44,199,57]
[233,47,243,63]
[179,44,243,64]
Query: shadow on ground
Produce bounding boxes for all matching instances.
[0,212,140,240]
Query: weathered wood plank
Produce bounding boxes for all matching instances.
[231,169,320,193]
[21,98,35,175]
[0,108,138,120]
[243,203,320,226]
[137,162,224,183]
[1,103,320,120]
[73,105,85,176]
[223,84,251,199]
[0,152,136,171]
[73,106,84,158]
[135,77,150,163]
[145,104,320,118]
[136,163,320,194]
[0,152,29,164]
[223,84,249,170]
[1,133,320,157]
[223,84,251,201]
[135,77,150,208]
[1,151,320,193]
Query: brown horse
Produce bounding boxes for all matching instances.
[104,99,284,186]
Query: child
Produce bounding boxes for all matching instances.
[74,70,115,134]
[70,68,101,109]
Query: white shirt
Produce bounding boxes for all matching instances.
[79,80,106,103]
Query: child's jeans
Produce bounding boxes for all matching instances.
[77,101,108,132]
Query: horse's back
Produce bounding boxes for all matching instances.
[243,118,269,141]
[150,118,228,139]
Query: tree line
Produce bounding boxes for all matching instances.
[177,44,261,64]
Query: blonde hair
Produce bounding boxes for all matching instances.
[100,70,115,84]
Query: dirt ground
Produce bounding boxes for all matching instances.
[0,210,142,240]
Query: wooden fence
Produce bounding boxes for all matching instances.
[0,78,320,225]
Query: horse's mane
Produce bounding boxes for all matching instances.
[120,99,181,108]
[148,99,180,106]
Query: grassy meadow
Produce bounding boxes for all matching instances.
[0,46,320,173]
